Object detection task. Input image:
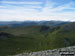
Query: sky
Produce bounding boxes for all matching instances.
[0,0,75,21]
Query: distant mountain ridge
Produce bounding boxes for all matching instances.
[0,21,69,27]
[0,21,22,26]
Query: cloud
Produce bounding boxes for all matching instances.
[42,1,75,13]
[1,1,43,5]
[0,0,75,21]
[0,1,43,9]
[0,6,5,8]
[53,2,75,11]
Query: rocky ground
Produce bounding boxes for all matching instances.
[9,46,75,56]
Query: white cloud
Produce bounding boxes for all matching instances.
[52,2,75,11]
[0,1,43,9]
[0,0,75,21]
[0,6,5,8]
[41,1,75,13]
[1,1,43,5]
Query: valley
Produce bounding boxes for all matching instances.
[0,21,75,56]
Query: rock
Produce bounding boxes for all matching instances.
[9,46,75,56]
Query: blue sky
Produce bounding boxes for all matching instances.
[0,0,75,21]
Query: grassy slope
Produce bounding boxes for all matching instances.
[0,26,55,56]
[47,22,75,48]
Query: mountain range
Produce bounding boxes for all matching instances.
[0,21,69,27]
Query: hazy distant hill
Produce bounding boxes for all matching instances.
[0,21,69,27]
[0,21,22,26]
[0,22,75,56]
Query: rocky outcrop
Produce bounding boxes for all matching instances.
[9,46,75,56]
